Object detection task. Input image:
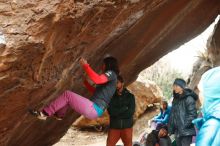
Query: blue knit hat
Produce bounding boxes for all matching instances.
[173,78,186,89]
[200,66,220,119]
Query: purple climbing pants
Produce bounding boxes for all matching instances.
[43,90,98,119]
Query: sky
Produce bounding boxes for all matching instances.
[164,15,219,76]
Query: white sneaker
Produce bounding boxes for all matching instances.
[29,109,47,120]
[54,115,63,121]
[37,111,47,120]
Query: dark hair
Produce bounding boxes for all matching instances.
[173,78,186,89]
[103,56,119,75]
[117,75,124,83]
[156,124,168,132]
[162,100,168,107]
[161,125,168,132]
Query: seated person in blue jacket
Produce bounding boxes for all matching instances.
[149,100,171,129]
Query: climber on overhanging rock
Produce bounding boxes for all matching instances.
[29,56,119,120]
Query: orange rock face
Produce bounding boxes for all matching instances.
[0,0,219,146]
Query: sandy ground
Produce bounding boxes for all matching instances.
[54,107,159,146]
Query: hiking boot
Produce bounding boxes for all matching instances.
[54,114,63,121]
[29,109,48,120]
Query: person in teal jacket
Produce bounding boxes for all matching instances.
[194,66,220,146]
[153,100,171,126]
[149,100,171,130]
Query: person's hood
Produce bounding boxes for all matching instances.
[182,88,198,101]
[173,88,198,101]
[200,66,220,119]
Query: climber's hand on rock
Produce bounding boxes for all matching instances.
[79,57,88,67]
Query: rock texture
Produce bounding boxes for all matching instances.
[129,81,162,119]
[0,0,219,146]
[73,81,162,128]
[189,20,220,91]
[208,20,220,66]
